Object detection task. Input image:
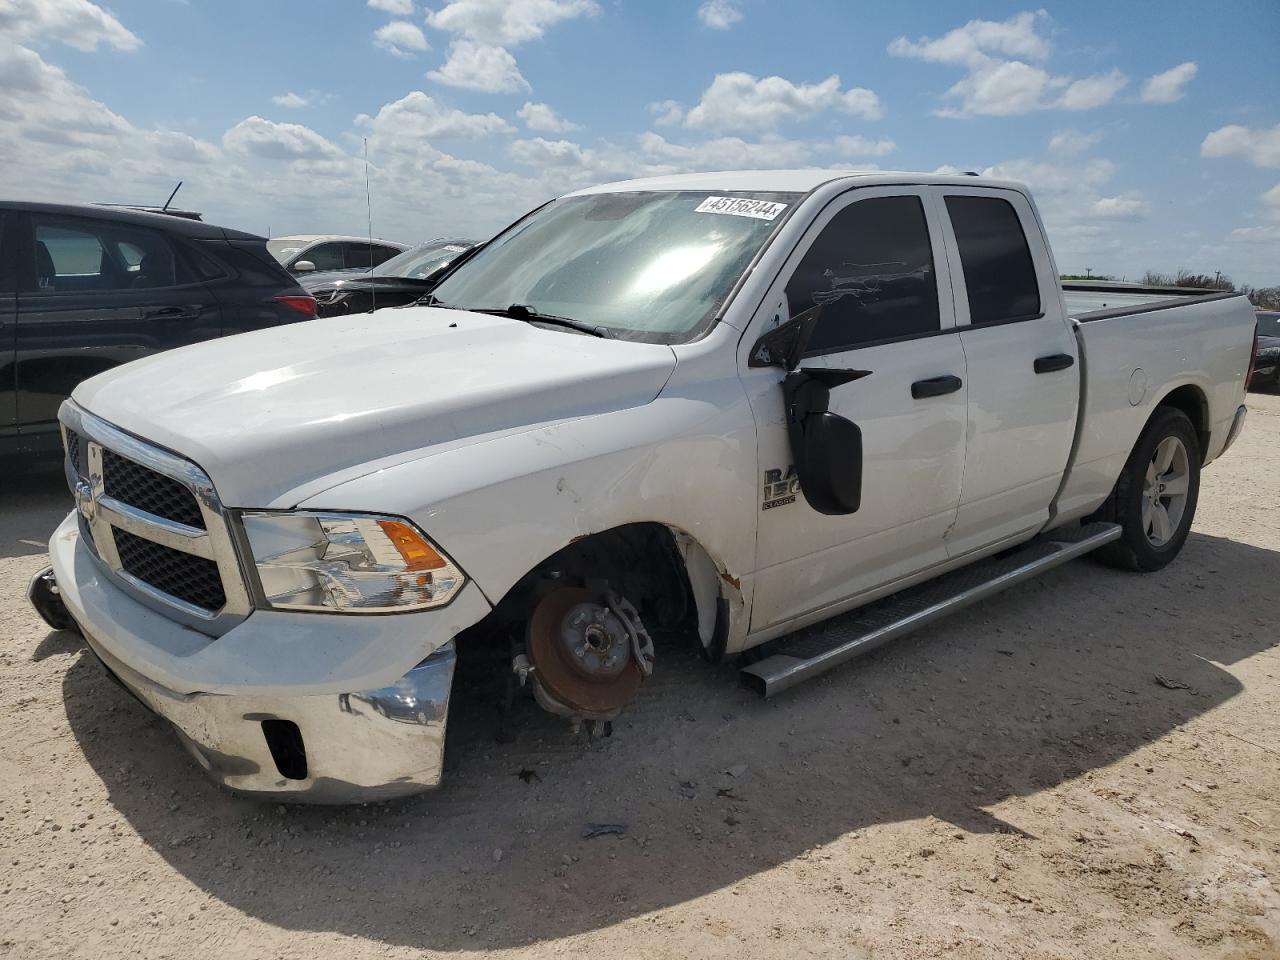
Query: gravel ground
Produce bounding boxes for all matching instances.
[2,394,1278,960]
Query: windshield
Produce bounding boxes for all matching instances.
[373,240,474,279]
[267,239,307,263]
[1258,312,1280,337]
[429,191,800,343]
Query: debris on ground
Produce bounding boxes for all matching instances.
[582,823,627,839]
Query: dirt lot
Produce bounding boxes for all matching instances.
[2,396,1278,960]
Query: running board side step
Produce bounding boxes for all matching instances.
[739,522,1121,698]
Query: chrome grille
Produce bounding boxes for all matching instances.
[102,448,206,529]
[60,404,251,632]
[114,528,227,610]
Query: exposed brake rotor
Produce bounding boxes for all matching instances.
[525,586,654,720]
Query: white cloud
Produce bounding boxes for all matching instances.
[1228,224,1280,244]
[517,101,577,132]
[1201,124,1280,169]
[637,132,813,171]
[149,129,220,165]
[648,99,685,126]
[428,40,529,92]
[0,0,141,52]
[1056,69,1127,111]
[698,0,742,30]
[272,91,310,109]
[0,39,131,145]
[939,59,1054,117]
[1090,193,1149,219]
[368,0,414,13]
[223,116,344,161]
[508,136,595,169]
[1261,184,1280,220]
[356,90,513,139]
[890,11,1127,117]
[1140,62,1197,104]
[888,11,1049,69]
[681,72,882,133]
[826,134,896,157]
[374,21,429,57]
[1048,129,1102,155]
[425,0,599,47]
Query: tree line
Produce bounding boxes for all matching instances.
[1060,270,1280,310]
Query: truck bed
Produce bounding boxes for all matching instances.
[1062,281,1239,321]
[1049,285,1255,528]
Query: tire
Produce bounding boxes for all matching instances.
[1092,406,1201,572]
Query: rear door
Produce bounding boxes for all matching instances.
[936,188,1080,555]
[15,213,221,440]
[742,188,968,633]
[0,212,16,438]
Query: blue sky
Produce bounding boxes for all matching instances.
[1,0,1277,284]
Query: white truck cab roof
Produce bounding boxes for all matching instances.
[566,169,1031,197]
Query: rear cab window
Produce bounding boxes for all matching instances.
[944,195,1041,325]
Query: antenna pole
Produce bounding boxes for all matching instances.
[364,139,375,313]
[162,181,182,212]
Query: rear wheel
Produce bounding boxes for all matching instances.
[1093,406,1201,572]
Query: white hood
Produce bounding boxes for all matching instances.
[72,307,677,506]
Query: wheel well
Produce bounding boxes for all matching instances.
[456,523,701,648]
[1155,385,1210,461]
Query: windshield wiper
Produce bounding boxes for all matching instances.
[468,303,610,338]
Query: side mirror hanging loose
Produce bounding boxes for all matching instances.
[748,304,871,515]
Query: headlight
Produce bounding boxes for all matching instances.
[241,512,465,613]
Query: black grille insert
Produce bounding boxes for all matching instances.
[103,449,205,529]
[114,528,226,611]
[65,428,83,476]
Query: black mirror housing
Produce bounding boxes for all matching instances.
[748,305,822,370]
[793,412,863,514]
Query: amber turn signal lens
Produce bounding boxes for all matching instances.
[378,519,448,571]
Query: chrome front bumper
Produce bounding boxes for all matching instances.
[38,515,469,804]
[86,632,456,803]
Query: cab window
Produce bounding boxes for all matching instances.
[786,196,939,354]
[945,195,1041,325]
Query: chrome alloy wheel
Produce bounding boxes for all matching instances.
[1142,436,1191,547]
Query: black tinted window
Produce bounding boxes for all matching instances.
[945,196,1041,325]
[370,244,400,267]
[33,217,191,292]
[304,243,345,271]
[786,196,939,353]
[342,242,397,270]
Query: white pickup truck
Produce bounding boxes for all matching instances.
[29,171,1256,802]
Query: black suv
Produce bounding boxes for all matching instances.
[0,202,317,459]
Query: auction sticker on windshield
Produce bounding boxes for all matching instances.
[695,196,788,221]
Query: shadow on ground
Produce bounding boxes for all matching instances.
[0,462,70,560]
[41,513,1280,950]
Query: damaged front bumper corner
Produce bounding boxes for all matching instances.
[87,637,457,803]
[41,513,475,803]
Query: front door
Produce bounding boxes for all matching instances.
[741,189,968,635]
[15,213,222,446]
[0,212,17,440]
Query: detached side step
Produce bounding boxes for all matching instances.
[739,521,1121,698]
